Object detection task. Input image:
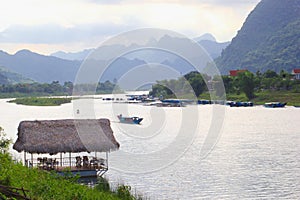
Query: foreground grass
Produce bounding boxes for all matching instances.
[8,97,72,106]
[0,153,141,200]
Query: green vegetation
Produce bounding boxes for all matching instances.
[0,80,121,98]
[0,127,11,154]
[252,91,300,106]
[149,71,208,99]
[0,126,142,200]
[0,154,141,200]
[8,97,72,106]
[200,91,300,106]
[150,70,300,104]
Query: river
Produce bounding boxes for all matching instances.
[0,97,299,199]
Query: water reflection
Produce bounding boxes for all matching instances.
[1,98,299,199]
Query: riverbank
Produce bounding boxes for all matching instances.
[252,91,300,106]
[200,90,300,106]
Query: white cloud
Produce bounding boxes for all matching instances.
[0,0,260,54]
[0,23,138,43]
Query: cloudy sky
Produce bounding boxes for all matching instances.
[0,0,260,55]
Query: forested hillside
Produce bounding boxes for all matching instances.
[0,66,33,84]
[216,0,300,74]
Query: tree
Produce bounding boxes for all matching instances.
[63,81,73,95]
[237,71,255,100]
[0,127,11,153]
[189,75,206,97]
[279,70,291,79]
[220,75,234,93]
[150,82,173,99]
[263,70,278,78]
[184,71,207,97]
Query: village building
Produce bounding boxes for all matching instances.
[291,69,300,80]
[229,69,247,77]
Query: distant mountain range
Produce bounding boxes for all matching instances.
[3,0,299,85]
[51,49,92,61]
[51,33,229,61]
[0,33,229,84]
[0,50,81,83]
[216,0,300,74]
[194,33,217,42]
[198,40,230,59]
[0,49,146,84]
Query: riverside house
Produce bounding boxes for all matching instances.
[292,69,300,80]
[13,118,119,177]
[229,69,247,76]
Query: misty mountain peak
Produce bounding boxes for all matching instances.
[194,33,216,42]
[15,49,38,57]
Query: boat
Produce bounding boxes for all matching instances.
[227,101,253,107]
[161,99,185,107]
[117,114,143,124]
[264,102,287,108]
[197,99,212,105]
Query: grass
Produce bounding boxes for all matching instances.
[252,91,300,106]
[0,152,143,200]
[8,97,72,106]
[198,91,248,102]
[199,90,300,106]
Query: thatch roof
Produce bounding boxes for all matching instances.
[13,119,120,155]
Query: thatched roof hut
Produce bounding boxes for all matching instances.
[13,118,120,155]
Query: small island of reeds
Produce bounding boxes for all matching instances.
[8,97,72,106]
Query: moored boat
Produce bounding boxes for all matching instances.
[264,102,287,108]
[161,99,185,107]
[197,99,212,105]
[117,114,143,124]
[226,101,253,107]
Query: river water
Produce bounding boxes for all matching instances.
[0,97,299,199]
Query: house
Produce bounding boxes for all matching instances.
[291,69,300,80]
[229,69,247,77]
[13,118,120,177]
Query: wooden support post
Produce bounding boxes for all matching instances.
[24,152,26,166]
[31,154,33,167]
[60,153,62,167]
[106,152,108,169]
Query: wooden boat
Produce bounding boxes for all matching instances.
[264,102,287,108]
[117,114,143,124]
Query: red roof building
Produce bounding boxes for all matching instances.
[229,69,247,77]
[292,69,300,80]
